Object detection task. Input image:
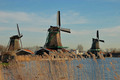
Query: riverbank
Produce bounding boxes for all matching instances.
[112,52,120,57]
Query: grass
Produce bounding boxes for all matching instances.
[0,63,9,66]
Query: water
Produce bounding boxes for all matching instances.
[71,58,120,80]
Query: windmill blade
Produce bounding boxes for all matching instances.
[20,39,23,48]
[60,28,71,33]
[97,30,99,39]
[6,39,10,51]
[17,24,23,48]
[57,11,61,27]
[99,40,104,42]
[17,24,21,37]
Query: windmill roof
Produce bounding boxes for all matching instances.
[16,49,34,55]
[37,47,50,52]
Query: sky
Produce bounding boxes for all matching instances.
[0,0,120,51]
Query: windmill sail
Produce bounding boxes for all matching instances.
[17,24,23,48]
[60,28,71,33]
[97,30,99,39]
[17,24,23,38]
[99,40,104,42]
[17,24,21,37]
[57,11,61,27]
[97,30,104,43]
[57,11,71,33]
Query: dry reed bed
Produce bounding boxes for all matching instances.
[0,52,119,80]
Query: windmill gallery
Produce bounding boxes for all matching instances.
[0,11,112,62]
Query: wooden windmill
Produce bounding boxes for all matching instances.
[7,24,23,51]
[44,11,71,50]
[90,30,104,53]
[1,24,34,62]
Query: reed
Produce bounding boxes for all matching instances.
[0,51,119,80]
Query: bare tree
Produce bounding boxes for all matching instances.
[0,45,5,52]
[77,44,83,52]
[0,45,6,55]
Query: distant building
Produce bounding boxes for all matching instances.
[70,49,84,55]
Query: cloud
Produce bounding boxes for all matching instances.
[1,24,120,38]
[21,27,47,33]
[62,11,88,24]
[0,11,56,26]
[0,27,15,31]
[0,10,88,34]
[0,11,32,23]
[71,26,120,37]
[71,30,93,36]
[1,11,119,37]
[100,26,120,37]
[0,11,87,25]
[0,26,47,33]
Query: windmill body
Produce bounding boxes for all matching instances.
[91,38,100,50]
[8,35,21,51]
[44,26,62,49]
[44,11,71,50]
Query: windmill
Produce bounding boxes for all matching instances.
[1,24,23,62]
[7,24,23,51]
[90,30,104,53]
[1,24,34,62]
[44,11,71,50]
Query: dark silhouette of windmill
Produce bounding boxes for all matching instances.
[7,24,23,51]
[90,30,104,53]
[44,11,71,50]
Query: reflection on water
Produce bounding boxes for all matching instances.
[1,58,120,80]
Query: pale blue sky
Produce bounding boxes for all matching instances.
[0,0,120,50]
